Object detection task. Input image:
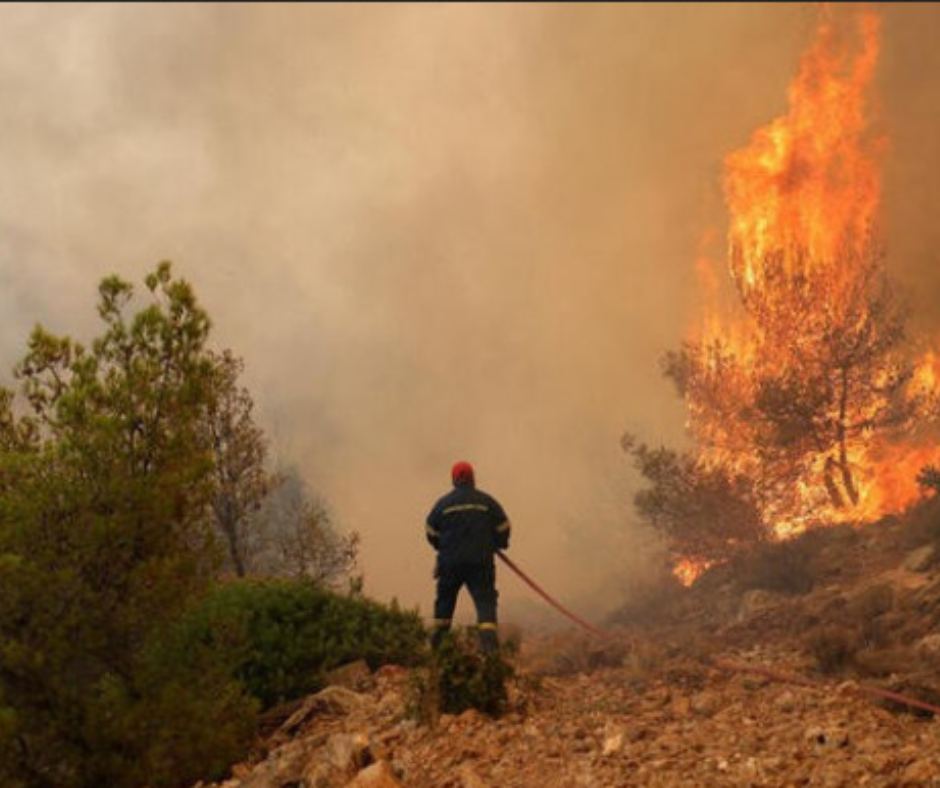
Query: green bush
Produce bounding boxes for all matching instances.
[410,629,515,721]
[125,624,259,787]
[0,603,258,788]
[0,266,258,788]
[177,578,427,708]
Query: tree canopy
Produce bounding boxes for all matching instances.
[0,264,254,787]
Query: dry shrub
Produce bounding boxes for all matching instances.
[621,638,668,683]
[816,594,848,620]
[806,624,861,674]
[852,645,924,679]
[732,535,819,596]
[849,583,895,619]
[859,616,893,650]
[900,494,940,549]
[608,574,689,627]
[844,583,896,648]
[525,633,627,677]
[877,611,919,646]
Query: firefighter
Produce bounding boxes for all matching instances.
[425,461,511,653]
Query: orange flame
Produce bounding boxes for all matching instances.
[687,6,940,540]
[725,9,882,288]
[673,558,712,588]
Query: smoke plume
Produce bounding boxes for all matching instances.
[0,4,936,624]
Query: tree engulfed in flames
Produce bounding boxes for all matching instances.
[675,6,940,560]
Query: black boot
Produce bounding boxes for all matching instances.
[478,624,498,653]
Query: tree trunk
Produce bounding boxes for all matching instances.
[822,366,860,510]
[218,496,246,577]
[824,456,846,509]
[836,365,859,506]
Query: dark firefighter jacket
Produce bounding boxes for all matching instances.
[425,485,511,568]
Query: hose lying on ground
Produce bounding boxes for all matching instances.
[496,549,940,717]
[496,550,612,641]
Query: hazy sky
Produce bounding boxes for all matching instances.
[1,3,938,625]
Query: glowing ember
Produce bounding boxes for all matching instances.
[673,558,712,588]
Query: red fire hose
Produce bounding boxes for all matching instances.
[496,550,612,640]
[713,659,940,717]
[496,550,940,717]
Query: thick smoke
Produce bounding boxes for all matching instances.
[0,4,934,624]
[879,4,940,331]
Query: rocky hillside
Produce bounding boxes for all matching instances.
[199,511,940,788]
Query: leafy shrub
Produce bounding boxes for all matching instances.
[852,644,924,680]
[92,632,258,788]
[622,434,768,566]
[409,629,515,722]
[0,265,258,788]
[176,578,427,708]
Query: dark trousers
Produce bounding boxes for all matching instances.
[432,561,499,652]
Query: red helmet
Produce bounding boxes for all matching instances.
[452,461,475,487]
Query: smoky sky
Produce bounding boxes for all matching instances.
[0,3,937,624]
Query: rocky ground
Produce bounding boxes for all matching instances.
[199,515,940,788]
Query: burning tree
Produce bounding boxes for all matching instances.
[667,236,913,529]
[628,7,940,578]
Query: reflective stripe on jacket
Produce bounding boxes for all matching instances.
[426,485,510,566]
